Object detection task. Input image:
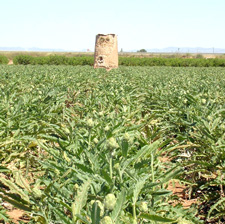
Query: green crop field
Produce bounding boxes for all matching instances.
[0,65,225,223]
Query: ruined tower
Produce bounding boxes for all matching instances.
[94,34,118,70]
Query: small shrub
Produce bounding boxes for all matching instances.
[13,55,33,65]
[33,56,48,65]
[46,55,68,65]
[0,55,9,64]
[196,54,203,59]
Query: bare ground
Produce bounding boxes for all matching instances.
[6,209,25,224]
[8,60,13,65]
[167,180,198,208]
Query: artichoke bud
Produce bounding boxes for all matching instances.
[139,201,148,212]
[107,137,119,150]
[101,216,113,224]
[33,187,42,198]
[104,125,110,131]
[113,163,120,170]
[74,184,79,191]
[202,99,206,104]
[104,193,117,211]
[87,118,94,128]
[93,138,99,144]
[123,132,130,141]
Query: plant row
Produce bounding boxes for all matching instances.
[13,55,94,66]
[12,55,225,67]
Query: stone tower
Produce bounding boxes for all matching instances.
[94,34,118,70]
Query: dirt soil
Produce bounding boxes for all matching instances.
[159,156,198,208]
[167,180,198,208]
[8,60,13,65]
[6,209,25,223]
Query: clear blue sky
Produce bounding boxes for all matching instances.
[0,0,224,51]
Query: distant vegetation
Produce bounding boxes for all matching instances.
[137,49,147,52]
[12,55,225,67]
[13,55,94,66]
[119,57,225,67]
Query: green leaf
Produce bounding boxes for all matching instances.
[133,176,149,205]
[76,214,91,224]
[101,170,113,186]
[13,171,31,192]
[0,213,9,222]
[133,140,161,163]
[0,195,31,212]
[111,189,126,222]
[75,163,94,174]
[91,202,100,224]
[211,117,221,131]
[133,140,160,164]
[72,179,91,222]
[140,213,176,222]
[159,167,183,184]
[207,197,225,218]
[151,189,172,196]
[0,206,9,222]
[54,208,73,224]
[122,140,161,171]
[0,177,30,203]
[0,166,10,173]
[121,139,129,158]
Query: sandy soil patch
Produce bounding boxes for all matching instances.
[8,60,13,65]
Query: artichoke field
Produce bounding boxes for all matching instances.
[0,65,224,223]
